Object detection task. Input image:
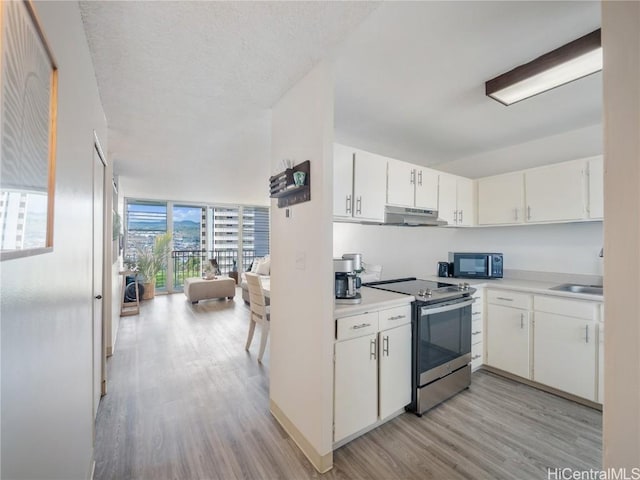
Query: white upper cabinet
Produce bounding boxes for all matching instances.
[333,144,386,223]
[387,159,416,207]
[353,149,387,222]
[387,159,439,210]
[477,172,524,225]
[588,156,604,219]
[334,143,355,218]
[414,168,439,210]
[525,159,586,223]
[438,173,475,227]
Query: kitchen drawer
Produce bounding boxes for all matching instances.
[378,304,412,330]
[472,316,482,331]
[534,295,599,320]
[471,343,483,367]
[487,289,531,310]
[336,312,379,341]
[471,326,483,345]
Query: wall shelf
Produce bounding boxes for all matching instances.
[269,160,310,208]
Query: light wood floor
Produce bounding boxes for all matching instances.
[95,291,602,480]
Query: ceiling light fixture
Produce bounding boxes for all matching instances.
[485,29,602,106]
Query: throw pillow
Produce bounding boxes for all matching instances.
[256,256,270,276]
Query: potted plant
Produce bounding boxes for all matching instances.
[135,232,172,299]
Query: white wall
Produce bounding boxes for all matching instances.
[602,1,640,469]
[437,124,602,179]
[334,221,603,280]
[0,2,108,478]
[269,61,335,471]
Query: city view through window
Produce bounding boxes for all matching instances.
[125,200,269,291]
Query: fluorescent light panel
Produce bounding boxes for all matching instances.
[486,29,602,106]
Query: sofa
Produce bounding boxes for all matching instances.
[241,255,270,304]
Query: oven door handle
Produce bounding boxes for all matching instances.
[420,298,475,315]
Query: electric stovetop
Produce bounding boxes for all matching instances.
[364,277,474,304]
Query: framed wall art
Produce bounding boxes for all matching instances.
[0,0,58,261]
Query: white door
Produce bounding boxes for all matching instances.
[93,145,106,418]
[588,156,604,219]
[533,312,597,401]
[414,168,439,210]
[486,304,530,378]
[333,143,354,218]
[353,150,387,222]
[379,323,412,420]
[334,333,378,442]
[525,160,586,223]
[438,173,458,225]
[387,159,415,207]
[456,177,474,226]
[477,172,524,225]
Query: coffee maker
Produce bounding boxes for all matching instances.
[334,258,362,304]
[341,253,363,289]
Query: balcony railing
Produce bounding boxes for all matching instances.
[171,249,259,289]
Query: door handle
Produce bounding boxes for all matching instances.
[585,325,590,343]
[459,210,463,224]
[520,313,524,329]
[454,210,458,223]
[346,195,352,214]
[370,338,377,360]
[417,170,423,186]
[95,294,103,300]
[382,335,389,356]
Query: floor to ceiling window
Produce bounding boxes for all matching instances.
[124,199,269,293]
[125,200,169,291]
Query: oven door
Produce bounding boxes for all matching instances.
[416,298,473,386]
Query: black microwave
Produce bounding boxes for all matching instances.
[448,252,503,279]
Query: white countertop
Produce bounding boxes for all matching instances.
[421,275,604,302]
[334,286,414,318]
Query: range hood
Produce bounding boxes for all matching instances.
[383,205,447,226]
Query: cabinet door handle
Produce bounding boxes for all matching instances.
[351,323,371,330]
[454,210,458,223]
[520,313,525,329]
[472,312,481,316]
[459,210,463,224]
[585,325,590,343]
[496,297,513,302]
[387,314,406,321]
[370,338,377,360]
[383,335,389,356]
[472,331,482,336]
[527,206,532,220]
[410,169,415,185]
[346,195,352,214]
[418,170,423,186]
[471,354,482,360]
[356,196,362,215]
[514,208,518,221]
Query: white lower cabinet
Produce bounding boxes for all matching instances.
[334,305,412,444]
[379,323,412,420]
[486,289,603,403]
[532,295,600,402]
[486,303,531,379]
[334,332,378,442]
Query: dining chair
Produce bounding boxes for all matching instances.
[244,272,270,363]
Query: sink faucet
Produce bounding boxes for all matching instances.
[599,247,604,258]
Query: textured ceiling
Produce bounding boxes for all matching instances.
[79,1,378,204]
[80,1,601,202]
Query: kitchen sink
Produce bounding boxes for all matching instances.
[549,283,603,295]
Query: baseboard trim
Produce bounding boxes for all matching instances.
[270,399,333,473]
[480,365,602,410]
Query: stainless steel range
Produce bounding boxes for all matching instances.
[365,278,475,415]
